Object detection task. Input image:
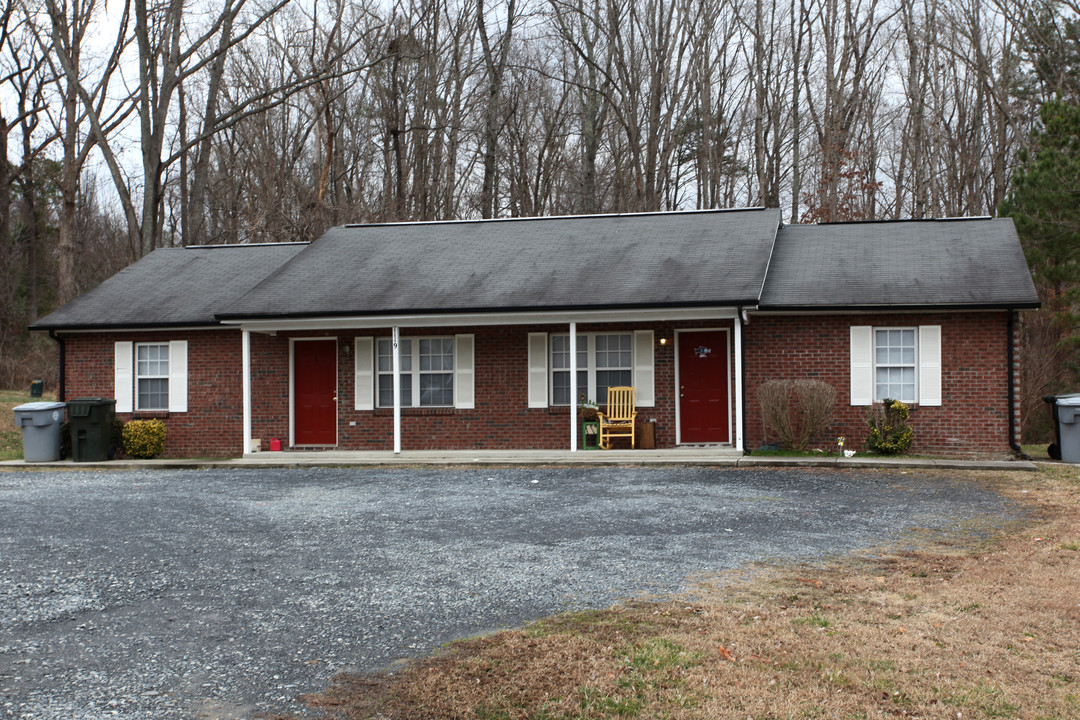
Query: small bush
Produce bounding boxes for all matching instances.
[867,399,913,454]
[122,419,167,459]
[758,379,837,451]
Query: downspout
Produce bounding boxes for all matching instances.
[1007,309,1024,457]
[738,306,748,453]
[49,329,65,402]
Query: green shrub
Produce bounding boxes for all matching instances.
[867,399,913,454]
[122,419,167,459]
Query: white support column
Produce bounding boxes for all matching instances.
[393,326,402,454]
[569,322,577,452]
[242,328,252,455]
[734,315,744,452]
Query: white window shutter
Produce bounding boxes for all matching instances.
[168,340,188,412]
[454,334,475,409]
[633,330,655,407]
[527,333,548,408]
[850,326,873,406]
[918,325,942,406]
[115,341,133,412]
[354,337,374,410]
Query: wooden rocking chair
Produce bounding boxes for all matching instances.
[597,386,637,449]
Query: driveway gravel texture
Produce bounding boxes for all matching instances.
[0,466,1018,719]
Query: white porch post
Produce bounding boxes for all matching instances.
[569,322,577,452]
[734,315,744,452]
[393,326,402,454]
[242,328,252,455]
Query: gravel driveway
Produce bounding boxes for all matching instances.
[0,466,1017,719]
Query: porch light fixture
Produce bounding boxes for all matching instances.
[659,337,668,345]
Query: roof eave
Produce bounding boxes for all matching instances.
[30,320,223,332]
[755,301,1042,313]
[214,298,764,323]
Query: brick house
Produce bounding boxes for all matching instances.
[32,208,1039,458]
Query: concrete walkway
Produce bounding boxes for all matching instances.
[1,448,1038,471]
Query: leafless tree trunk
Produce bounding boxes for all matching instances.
[477,0,518,218]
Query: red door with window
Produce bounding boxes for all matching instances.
[678,330,730,443]
[294,340,337,445]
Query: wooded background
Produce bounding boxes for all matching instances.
[2,0,1078,440]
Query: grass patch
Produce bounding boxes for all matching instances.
[294,465,1080,719]
[1023,443,1053,461]
[0,389,55,460]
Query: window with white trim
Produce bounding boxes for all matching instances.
[136,343,170,410]
[114,340,187,413]
[874,329,916,402]
[377,337,454,407]
[550,333,633,404]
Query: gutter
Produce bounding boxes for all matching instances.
[214,299,765,323]
[48,330,65,402]
[756,302,1042,313]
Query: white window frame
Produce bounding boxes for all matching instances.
[135,342,170,411]
[549,332,634,405]
[115,340,187,413]
[850,324,941,407]
[873,327,917,403]
[376,336,455,408]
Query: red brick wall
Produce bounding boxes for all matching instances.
[59,312,1015,456]
[252,322,729,451]
[742,312,1014,454]
[63,330,243,457]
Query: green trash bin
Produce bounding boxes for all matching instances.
[68,397,116,462]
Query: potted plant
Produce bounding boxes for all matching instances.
[579,396,600,449]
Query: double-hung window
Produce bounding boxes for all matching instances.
[849,325,941,406]
[136,343,170,410]
[376,337,455,407]
[551,335,588,405]
[113,340,188,413]
[528,330,654,409]
[550,333,633,405]
[874,329,916,402]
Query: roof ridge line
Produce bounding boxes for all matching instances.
[342,207,772,229]
[187,242,311,249]
[812,215,995,226]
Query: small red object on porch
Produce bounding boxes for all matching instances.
[269,438,282,451]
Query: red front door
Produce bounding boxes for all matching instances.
[294,340,337,446]
[678,330,730,443]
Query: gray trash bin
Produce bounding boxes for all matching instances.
[13,401,67,462]
[1050,394,1080,463]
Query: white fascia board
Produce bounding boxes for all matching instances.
[225,307,741,332]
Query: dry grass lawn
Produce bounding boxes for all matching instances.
[295,465,1080,720]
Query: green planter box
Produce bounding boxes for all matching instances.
[581,421,599,450]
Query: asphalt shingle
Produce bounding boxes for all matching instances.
[759,218,1040,309]
[217,209,781,319]
[31,244,308,330]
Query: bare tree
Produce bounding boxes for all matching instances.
[476,0,518,217]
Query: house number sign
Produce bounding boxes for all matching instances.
[695,346,712,359]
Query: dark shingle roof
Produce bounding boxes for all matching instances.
[217,209,781,319]
[33,211,1040,331]
[760,218,1040,309]
[31,243,308,330]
